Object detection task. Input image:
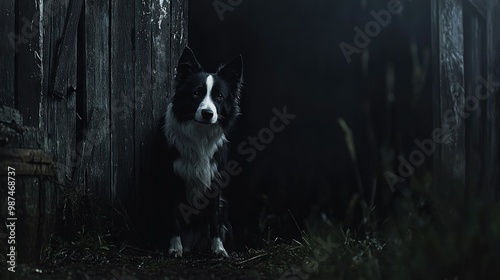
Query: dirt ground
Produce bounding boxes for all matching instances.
[1,244,335,280]
[3,206,498,280]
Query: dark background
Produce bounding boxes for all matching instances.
[188,0,433,248]
[2,1,500,277]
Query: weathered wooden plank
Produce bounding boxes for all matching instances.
[152,0,172,114]
[0,162,53,176]
[490,1,500,197]
[150,0,174,189]
[0,0,16,107]
[37,178,57,260]
[431,0,466,201]
[137,0,187,242]
[82,0,112,217]
[134,0,153,222]
[0,147,54,164]
[431,0,440,193]
[463,7,485,196]
[19,126,48,149]
[17,0,42,127]
[16,177,40,263]
[483,0,500,197]
[110,0,136,219]
[170,0,189,101]
[51,0,84,98]
[43,0,77,184]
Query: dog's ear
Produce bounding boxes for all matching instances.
[176,47,202,80]
[217,55,243,96]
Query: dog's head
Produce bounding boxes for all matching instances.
[172,47,243,130]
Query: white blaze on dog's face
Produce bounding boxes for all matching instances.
[195,75,218,124]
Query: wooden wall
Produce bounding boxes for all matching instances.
[431,0,500,203]
[0,0,187,262]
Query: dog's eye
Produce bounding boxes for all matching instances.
[216,94,224,101]
[192,91,201,97]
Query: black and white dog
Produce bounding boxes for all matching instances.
[163,47,243,257]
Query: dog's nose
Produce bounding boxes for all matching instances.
[201,109,214,120]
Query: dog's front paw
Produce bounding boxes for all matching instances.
[169,236,183,258]
[214,248,229,258]
[169,249,183,258]
[211,237,229,258]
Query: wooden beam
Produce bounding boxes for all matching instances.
[0,147,53,164]
[0,162,53,176]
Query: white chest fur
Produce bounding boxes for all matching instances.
[164,103,226,199]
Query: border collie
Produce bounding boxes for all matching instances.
[163,47,243,257]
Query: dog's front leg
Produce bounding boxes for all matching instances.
[209,195,229,257]
[168,201,183,257]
